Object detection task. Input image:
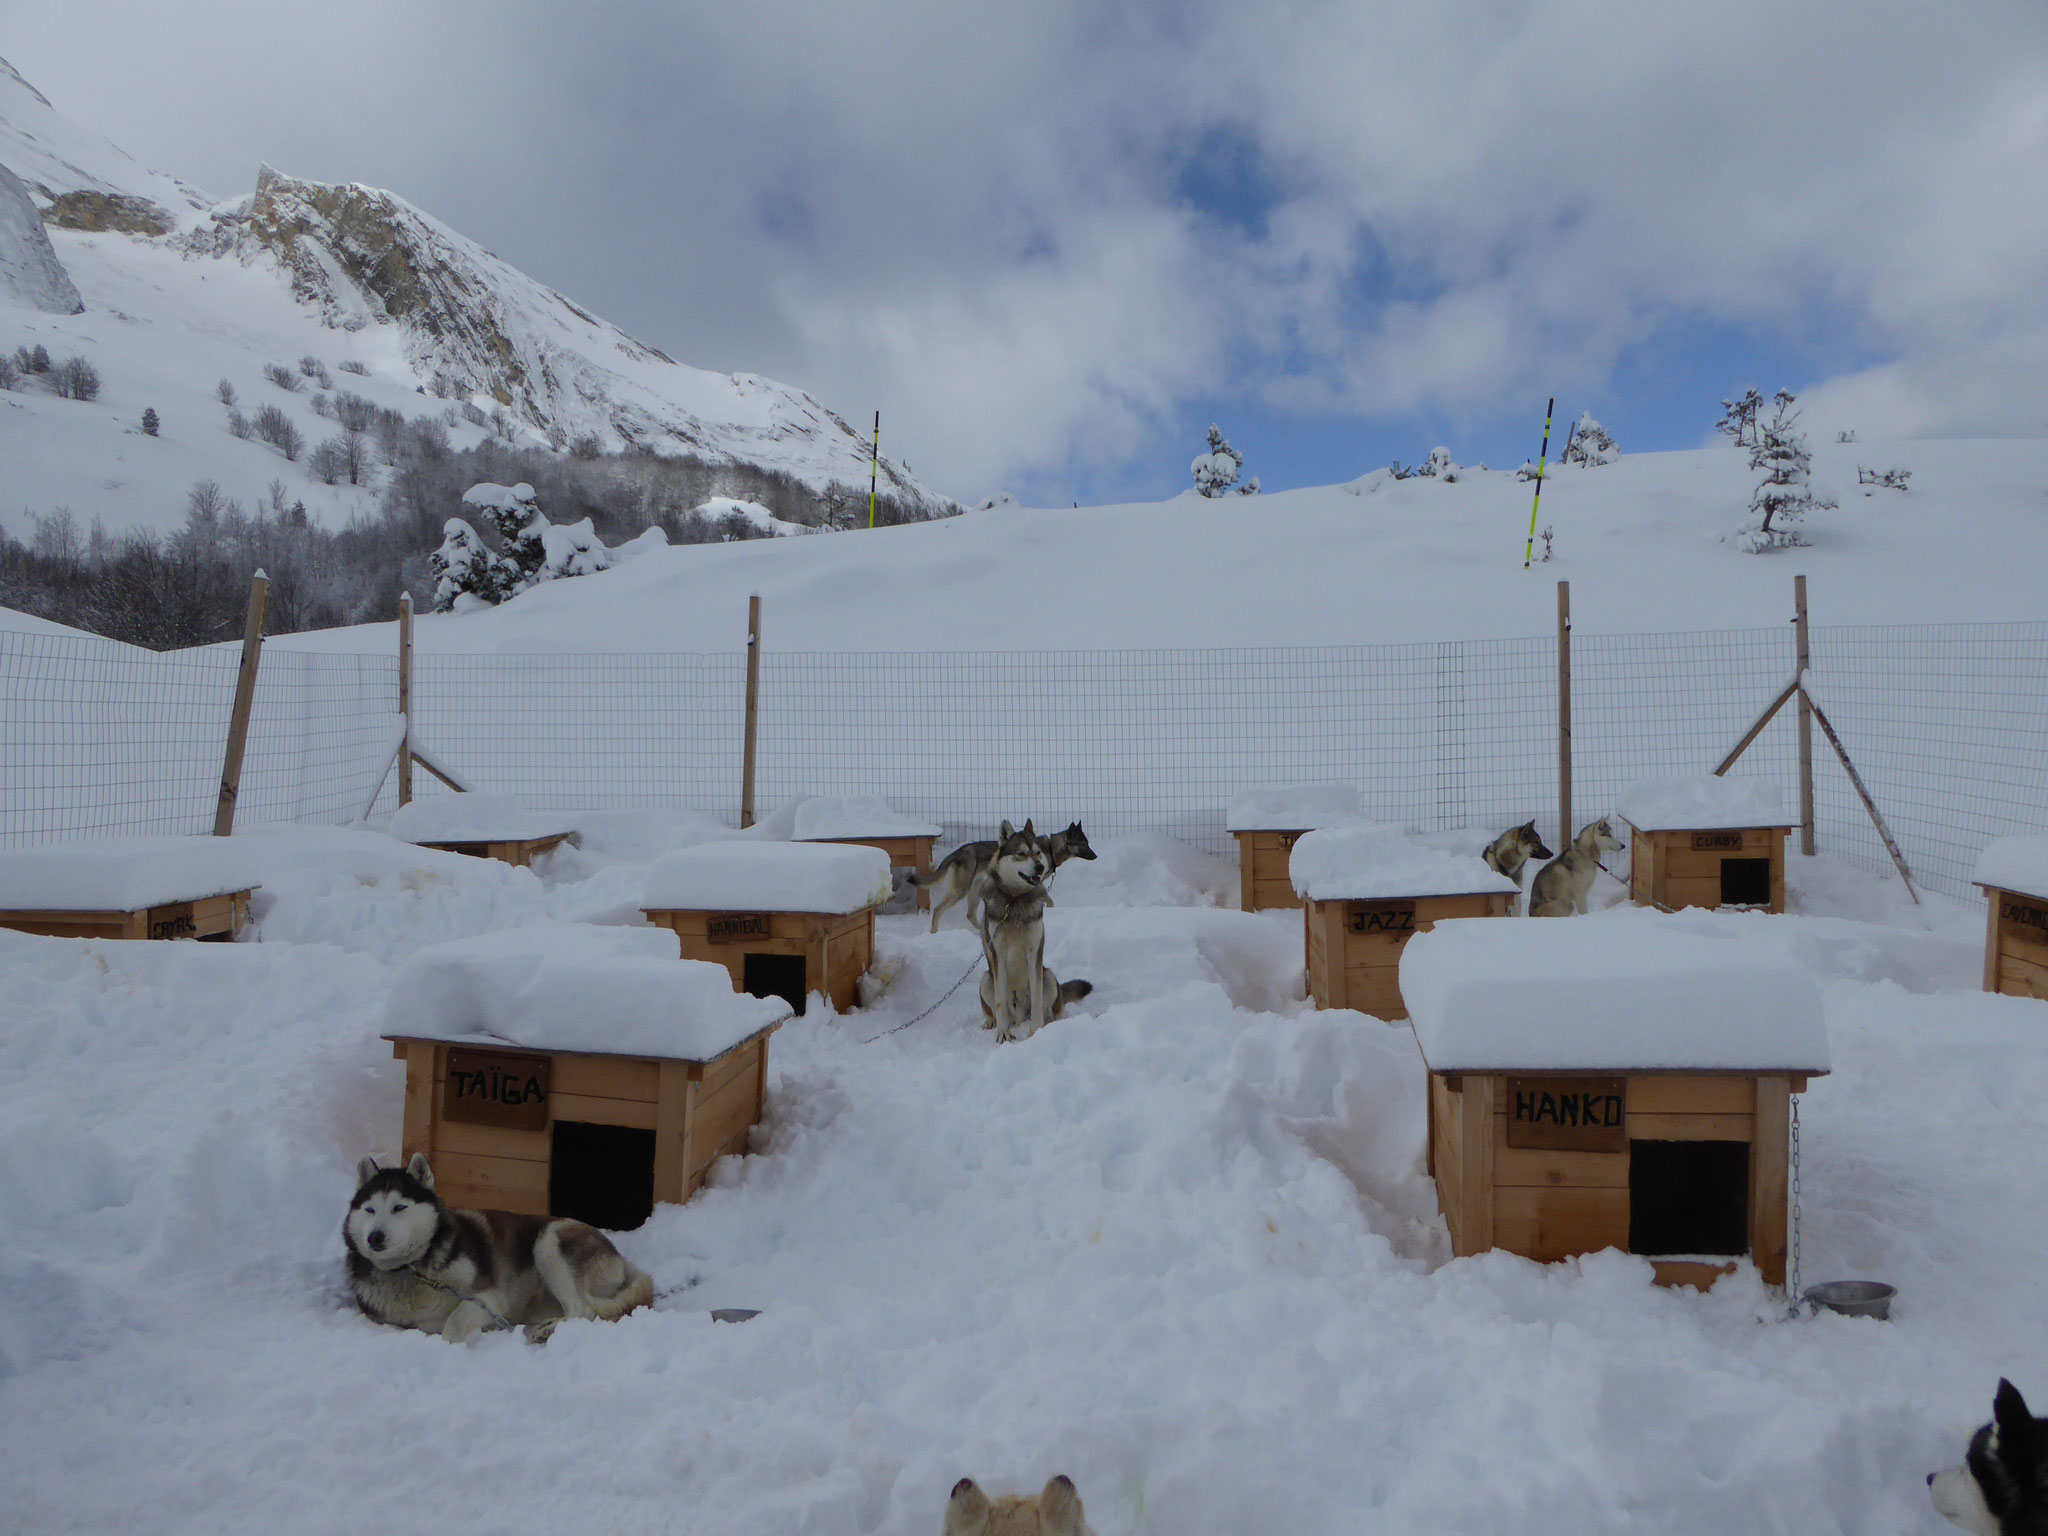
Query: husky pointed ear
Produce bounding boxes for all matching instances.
[999,820,1015,841]
[1995,1379,2036,1444]
[1039,1475,1085,1536]
[355,1156,381,1186]
[405,1153,435,1188]
[1020,818,1035,839]
[943,1478,990,1536]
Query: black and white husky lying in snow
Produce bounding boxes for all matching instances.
[1930,1379,2048,1536]
[343,1154,652,1343]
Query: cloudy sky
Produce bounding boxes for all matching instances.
[7,0,2047,504]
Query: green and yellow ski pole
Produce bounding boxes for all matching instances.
[1522,396,1554,569]
[867,411,880,530]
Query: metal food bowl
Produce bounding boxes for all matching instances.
[1803,1280,1896,1320]
[709,1308,762,1324]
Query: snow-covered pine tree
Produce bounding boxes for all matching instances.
[461,481,549,590]
[1717,388,1763,449]
[1562,412,1617,466]
[141,407,159,437]
[1191,425,1243,497]
[428,518,513,609]
[1737,390,1831,553]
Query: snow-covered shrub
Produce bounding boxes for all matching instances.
[428,518,513,609]
[298,355,322,378]
[1735,391,1832,552]
[1562,413,1618,466]
[462,481,548,585]
[263,362,303,392]
[141,407,158,437]
[1836,429,1858,443]
[1191,425,1244,497]
[1415,447,1461,481]
[52,355,101,401]
[1857,465,1911,493]
[1238,476,1261,495]
[459,401,489,428]
[310,392,331,417]
[215,378,237,407]
[570,432,604,460]
[1717,388,1763,450]
[226,408,251,439]
[251,403,304,460]
[337,359,369,376]
[540,518,613,579]
[18,343,50,374]
[307,437,348,485]
[0,355,16,391]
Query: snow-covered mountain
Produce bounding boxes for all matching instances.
[0,58,947,535]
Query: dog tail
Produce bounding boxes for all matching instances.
[1056,979,1093,1012]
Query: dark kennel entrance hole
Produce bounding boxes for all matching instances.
[1629,1139,1749,1256]
[549,1121,655,1231]
[1720,857,1771,907]
[743,952,808,1016]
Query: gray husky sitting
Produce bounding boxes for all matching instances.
[1481,819,1553,915]
[344,1154,653,1343]
[911,819,1097,933]
[1528,817,1625,917]
[977,819,1078,1043]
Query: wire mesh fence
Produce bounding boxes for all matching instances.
[6,618,2045,904]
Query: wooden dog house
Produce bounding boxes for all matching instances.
[644,840,892,1015]
[1974,837,2048,1001]
[0,836,257,941]
[1403,912,1829,1289]
[1226,784,1359,912]
[1618,777,1791,914]
[792,796,942,913]
[382,924,790,1227]
[1292,823,1515,1019]
[389,792,577,868]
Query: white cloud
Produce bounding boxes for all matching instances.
[6,0,2046,495]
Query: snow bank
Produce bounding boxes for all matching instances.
[1289,822,1516,902]
[1401,908,1830,1073]
[386,792,576,845]
[0,835,261,911]
[1973,836,2048,901]
[791,796,942,842]
[1224,783,1359,832]
[385,922,788,1059]
[1616,775,1789,831]
[645,840,892,913]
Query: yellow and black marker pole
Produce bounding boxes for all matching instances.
[1522,396,1554,570]
[867,411,880,530]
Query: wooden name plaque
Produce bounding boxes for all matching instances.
[706,912,772,944]
[148,906,197,939]
[1348,904,1417,935]
[1505,1076,1627,1153]
[443,1048,550,1132]
[2001,896,2048,934]
[1693,832,1747,851]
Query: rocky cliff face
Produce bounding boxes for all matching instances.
[0,159,81,314]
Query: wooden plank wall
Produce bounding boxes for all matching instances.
[1236,831,1305,912]
[1988,889,2048,1000]
[0,890,249,941]
[1636,828,1787,914]
[649,908,872,1011]
[1307,893,1506,1019]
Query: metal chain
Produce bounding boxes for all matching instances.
[1786,1091,1803,1318]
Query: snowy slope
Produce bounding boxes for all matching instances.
[0,59,944,536]
[273,437,2048,653]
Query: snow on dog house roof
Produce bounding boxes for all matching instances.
[1289,822,1516,902]
[1225,783,1359,833]
[1400,910,1829,1075]
[0,834,262,911]
[386,792,575,844]
[1615,775,1790,832]
[1975,836,2048,903]
[383,922,789,1061]
[645,839,892,915]
[791,795,942,841]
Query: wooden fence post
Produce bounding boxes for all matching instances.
[1557,579,1572,850]
[213,570,270,836]
[397,592,414,808]
[1794,574,1814,856]
[740,594,761,829]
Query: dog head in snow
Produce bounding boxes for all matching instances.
[1930,1379,2048,1536]
[943,1475,1090,1536]
[988,820,1049,897]
[344,1154,444,1271]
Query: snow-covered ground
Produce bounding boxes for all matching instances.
[0,817,2035,1534]
[269,436,2048,655]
